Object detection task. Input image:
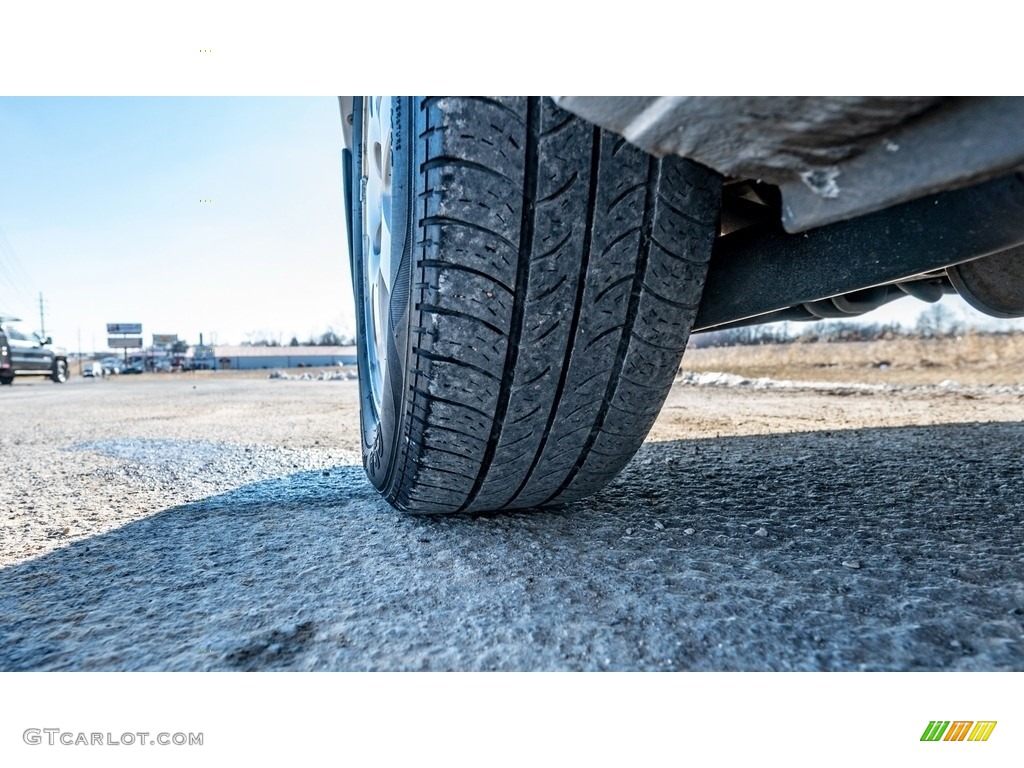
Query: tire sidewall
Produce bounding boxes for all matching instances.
[351,97,416,494]
[52,360,67,383]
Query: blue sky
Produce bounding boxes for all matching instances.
[0,97,353,351]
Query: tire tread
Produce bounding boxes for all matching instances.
[378,96,719,513]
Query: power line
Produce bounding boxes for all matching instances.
[0,222,36,310]
[0,223,35,288]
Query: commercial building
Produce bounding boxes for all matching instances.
[190,345,357,370]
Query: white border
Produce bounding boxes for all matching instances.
[0,1,1017,95]
[1,673,1021,766]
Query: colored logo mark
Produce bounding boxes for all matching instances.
[920,721,997,742]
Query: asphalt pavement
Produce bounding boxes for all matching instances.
[1,376,1022,670]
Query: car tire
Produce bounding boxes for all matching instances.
[51,360,68,383]
[350,96,720,513]
[0,375,12,386]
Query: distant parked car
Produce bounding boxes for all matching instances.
[100,357,122,375]
[0,316,68,385]
[122,361,144,374]
[82,362,103,378]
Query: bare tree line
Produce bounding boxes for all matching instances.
[246,305,1014,350]
[241,328,356,347]
[691,304,1014,348]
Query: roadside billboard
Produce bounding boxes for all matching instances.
[108,337,143,348]
[107,323,142,334]
[153,334,178,345]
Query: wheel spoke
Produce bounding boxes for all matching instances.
[360,97,395,414]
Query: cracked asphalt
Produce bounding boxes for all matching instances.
[1,373,1022,670]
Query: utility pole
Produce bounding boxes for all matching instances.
[38,292,46,338]
[77,327,82,376]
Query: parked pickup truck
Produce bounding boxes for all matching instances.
[0,316,68,385]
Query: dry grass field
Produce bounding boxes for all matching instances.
[683,333,1024,386]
